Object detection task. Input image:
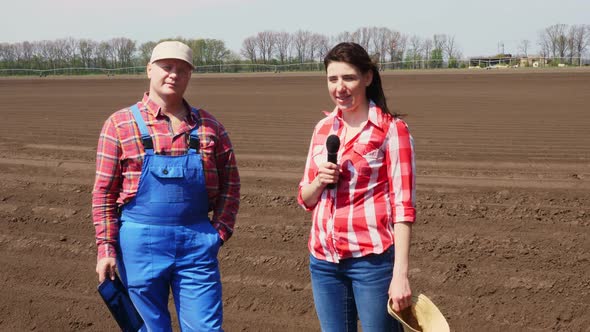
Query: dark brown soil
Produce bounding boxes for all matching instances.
[0,70,588,331]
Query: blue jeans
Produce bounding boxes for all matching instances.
[309,247,402,332]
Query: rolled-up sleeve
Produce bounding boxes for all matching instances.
[386,119,416,223]
[298,130,320,211]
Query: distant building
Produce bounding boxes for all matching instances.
[469,54,513,68]
[519,56,549,67]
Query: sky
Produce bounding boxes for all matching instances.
[2,0,589,57]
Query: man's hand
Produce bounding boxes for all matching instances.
[96,257,117,283]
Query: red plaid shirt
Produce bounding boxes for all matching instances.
[92,93,240,259]
[298,102,416,263]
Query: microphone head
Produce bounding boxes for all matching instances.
[326,134,340,153]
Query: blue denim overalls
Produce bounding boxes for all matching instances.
[117,104,223,331]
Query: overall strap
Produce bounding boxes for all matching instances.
[188,108,201,154]
[130,104,154,152]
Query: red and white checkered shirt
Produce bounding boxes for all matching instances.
[298,102,416,263]
[92,93,240,260]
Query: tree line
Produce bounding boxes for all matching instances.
[1,24,588,72]
[0,37,237,71]
[0,27,462,71]
[534,24,590,64]
[241,28,461,68]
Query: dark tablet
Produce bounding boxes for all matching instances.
[97,274,144,332]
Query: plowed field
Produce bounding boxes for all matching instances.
[0,69,589,331]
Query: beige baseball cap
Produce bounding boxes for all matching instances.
[388,294,450,332]
[150,41,194,69]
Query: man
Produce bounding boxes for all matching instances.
[92,40,240,331]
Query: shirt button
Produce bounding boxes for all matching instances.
[163,169,169,175]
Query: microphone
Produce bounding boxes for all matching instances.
[326,135,340,189]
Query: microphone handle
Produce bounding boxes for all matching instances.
[327,152,337,189]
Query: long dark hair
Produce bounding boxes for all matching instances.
[323,42,393,116]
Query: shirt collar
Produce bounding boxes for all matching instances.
[326,100,387,130]
[141,92,198,126]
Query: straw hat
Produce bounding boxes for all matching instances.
[388,294,450,332]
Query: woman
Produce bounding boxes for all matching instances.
[298,42,416,331]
